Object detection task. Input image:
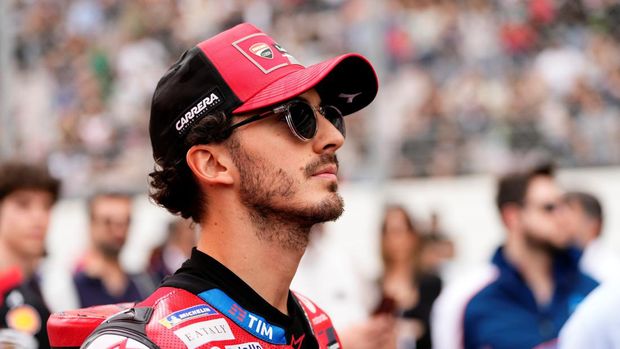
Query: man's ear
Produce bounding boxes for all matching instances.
[186,144,234,186]
[501,203,522,231]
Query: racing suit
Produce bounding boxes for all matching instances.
[49,248,341,349]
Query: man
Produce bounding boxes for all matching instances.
[68,22,378,348]
[463,164,598,349]
[73,192,154,307]
[563,191,620,282]
[148,218,196,285]
[0,161,60,349]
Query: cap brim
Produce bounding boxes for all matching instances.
[233,53,378,116]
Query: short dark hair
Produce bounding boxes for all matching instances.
[495,163,554,212]
[0,161,60,202]
[565,191,603,223]
[148,112,233,223]
[87,191,134,219]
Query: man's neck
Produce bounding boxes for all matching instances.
[197,210,308,315]
[504,238,555,305]
[84,248,123,273]
[83,248,128,295]
[384,260,416,279]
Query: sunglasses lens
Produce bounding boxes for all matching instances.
[543,203,557,213]
[322,105,345,138]
[289,102,317,140]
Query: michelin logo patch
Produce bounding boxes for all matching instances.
[175,88,223,135]
[159,304,217,329]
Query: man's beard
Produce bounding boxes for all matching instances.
[523,228,565,255]
[96,241,122,259]
[228,137,344,251]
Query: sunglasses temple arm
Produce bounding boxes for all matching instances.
[228,111,271,131]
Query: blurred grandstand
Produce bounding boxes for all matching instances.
[1,0,620,196]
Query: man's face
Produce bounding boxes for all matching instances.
[170,220,196,257]
[89,196,132,258]
[228,89,345,249]
[519,176,569,250]
[382,209,418,264]
[0,189,54,262]
[563,199,597,248]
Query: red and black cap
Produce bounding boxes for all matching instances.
[150,23,378,160]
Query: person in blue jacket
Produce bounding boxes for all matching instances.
[463,163,598,349]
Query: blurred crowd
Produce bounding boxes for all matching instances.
[7,0,620,195]
[379,0,620,177]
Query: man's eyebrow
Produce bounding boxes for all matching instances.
[294,95,323,107]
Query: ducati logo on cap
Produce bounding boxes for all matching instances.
[233,33,303,74]
[250,43,273,59]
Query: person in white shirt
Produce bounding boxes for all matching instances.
[563,191,620,282]
[559,279,620,349]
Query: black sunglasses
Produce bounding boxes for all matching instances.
[524,201,563,214]
[227,99,345,141]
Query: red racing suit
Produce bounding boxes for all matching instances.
[48,249,341,349]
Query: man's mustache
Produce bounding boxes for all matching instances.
[305,154,339,178]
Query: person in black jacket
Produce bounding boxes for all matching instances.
[0,161,60,349]
[378,205,442,349]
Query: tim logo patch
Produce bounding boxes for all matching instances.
[159,304,217,329]
[233,33,302,74]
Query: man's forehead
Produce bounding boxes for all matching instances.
[297,89,321,104]
[92,196,132,213]
[526,176,562,199]
[4,189,54,201]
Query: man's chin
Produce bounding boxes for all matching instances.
[309,192,344,223]
[24,249,46,260]
[98,244,123,259]
[525,235,569,254]
[279,192,344,225]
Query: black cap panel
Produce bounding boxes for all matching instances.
[149,47,242,161]
[315,56,379,117]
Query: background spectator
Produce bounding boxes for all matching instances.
[559,278,620,349]
[72,191,154,307]
[463,164,597,349]
[147,218,195,286]
[418,211,455,276]
[564,191,620,282]
[379,205,442,349]
[0,161,60,349]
